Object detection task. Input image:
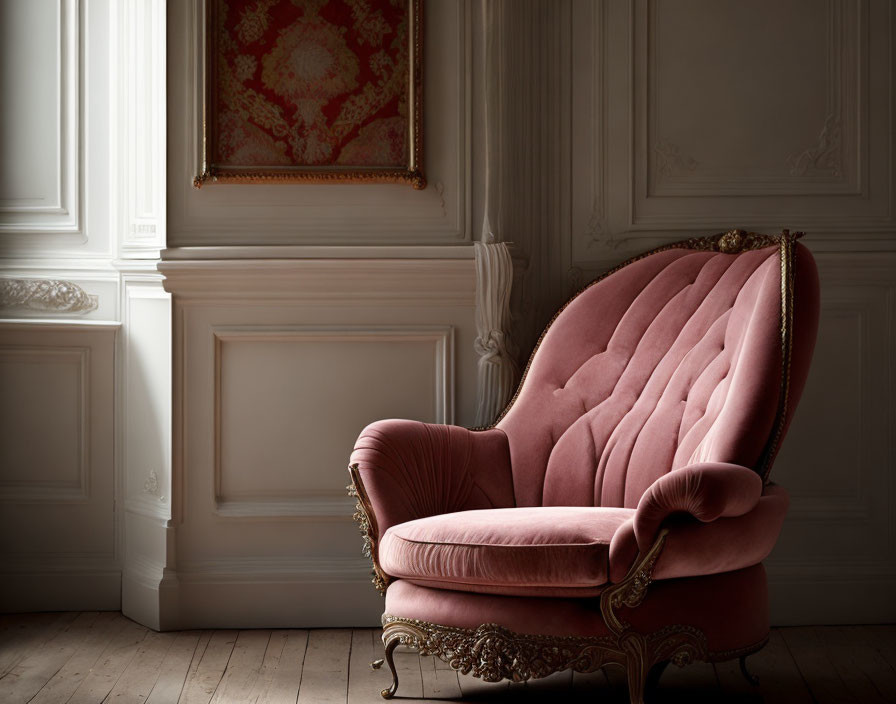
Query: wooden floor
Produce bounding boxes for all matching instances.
[1,614,895,703]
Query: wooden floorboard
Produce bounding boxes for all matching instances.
[145,630,204,704]
[780,626,858,704]
[0,612,100,704]
[0,615,893,703]
[29,613,128,704]
[295,628,351,704]
[178,630,238,704]
[251,629,308,704]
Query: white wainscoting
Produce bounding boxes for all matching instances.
[0,0,80,235]
[0,321,120,610]
[119,273,172,630]
[0,0,116,259]
[212,325,453,519]
[158,254,479,627]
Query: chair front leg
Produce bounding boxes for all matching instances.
[377,638,400,699]
[620,631,650,704]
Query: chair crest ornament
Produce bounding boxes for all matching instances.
[686,228,796,254]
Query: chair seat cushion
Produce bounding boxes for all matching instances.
[379,506,635,597]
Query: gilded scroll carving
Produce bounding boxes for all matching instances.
[379,616,709,703]
[347,464,389,594]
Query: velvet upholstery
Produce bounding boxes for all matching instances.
[380,506,634,596]
[385,564,770,654]
[350,420,514,538]
[497,245,816,508]
[610,484,790,582]
[632,461,763,551]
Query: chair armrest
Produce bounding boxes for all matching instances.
[632,462,763,552]
[349,419,515,539]
[610,484,789,582]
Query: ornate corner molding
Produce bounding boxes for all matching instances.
[787,114,842,177]
[583,197,624,253]
[654,138,699,178]
[473,242,518,427]
[142,470,165,502]
[0,278,98,314]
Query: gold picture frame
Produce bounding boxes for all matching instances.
[194,0,425,189]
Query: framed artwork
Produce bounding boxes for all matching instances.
[195,0,425,189]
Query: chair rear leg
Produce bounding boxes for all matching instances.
[739,654,760,686]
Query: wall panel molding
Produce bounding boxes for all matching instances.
[570,0,895,269]
[0,323,119,611]
[159,257,477,305]
[117,0,166,257]
[163,254,479,627]
[0,0,82,236]
[211,325,453,520]
[0,345,90,502]
[646,0,859,198]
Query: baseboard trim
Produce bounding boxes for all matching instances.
[0,570,121,612]
[172,579,384,628]
[769,575,896,625]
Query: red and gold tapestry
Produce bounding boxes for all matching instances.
[198,0,424,188]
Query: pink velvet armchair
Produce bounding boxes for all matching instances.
[348,230,819,703]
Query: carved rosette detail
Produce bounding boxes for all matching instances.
[0,278,98,314]
[787,114,842,177]
[143,470,161,497]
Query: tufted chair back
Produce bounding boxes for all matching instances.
[497,233,819,509]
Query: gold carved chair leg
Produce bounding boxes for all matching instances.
[375,639,400,699]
